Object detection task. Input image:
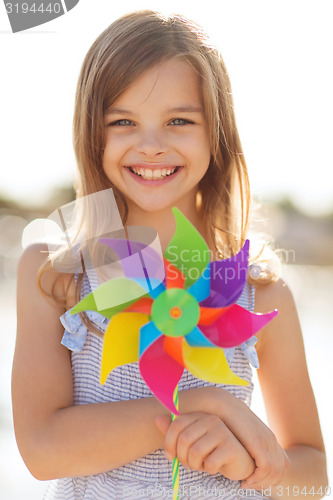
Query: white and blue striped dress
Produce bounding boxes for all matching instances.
[44,275,267,500]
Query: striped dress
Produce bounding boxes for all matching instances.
[44,274,267,500]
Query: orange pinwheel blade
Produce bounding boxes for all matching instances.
[164,336,185,367]
[163,258,186,289]
[123,297,153,315]
[198,306,229,325]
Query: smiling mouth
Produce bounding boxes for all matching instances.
[127,166,181,180]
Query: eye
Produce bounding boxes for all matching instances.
[169,118,194,126]
[108,119,134,127]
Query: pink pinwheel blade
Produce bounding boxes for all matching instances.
[139,335,184,414]
[199,304,278,348]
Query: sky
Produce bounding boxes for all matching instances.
[0,0,333,215]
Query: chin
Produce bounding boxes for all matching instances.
[138,202,173,214]
[128,197,177,215]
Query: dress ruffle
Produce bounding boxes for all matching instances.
[60,309,108,352]
[224,336,259,369]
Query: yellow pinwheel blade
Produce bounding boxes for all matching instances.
[182,340,248,387]
[100,312,149,384]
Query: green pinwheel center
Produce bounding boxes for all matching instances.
[151,288,199,337]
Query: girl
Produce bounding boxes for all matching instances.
[12,10,327,500]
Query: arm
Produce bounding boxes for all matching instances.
[243,279,328,498]
[12,245,234,480]
[157,280,327,495]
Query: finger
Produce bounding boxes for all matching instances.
[203,435,255,478]
[177,416,223,470]
[187,432,220,472]
[164,413,203,461]
[283,449,291,470]
[241,469,268,490]
[176,417,211,469]
[184,415,231,472]
[176,414,229,470]
[242,448,288,489]
[155,415,171,436]
[241,459,274,489]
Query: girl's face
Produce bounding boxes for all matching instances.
[102,59,211,215]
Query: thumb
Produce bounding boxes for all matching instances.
[155,415,171,435]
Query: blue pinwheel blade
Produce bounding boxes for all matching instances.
[185,326,215,347]
[139,321,163,357]
[148,281,166,299]
[130,278,165,297]
[187,262,210,302]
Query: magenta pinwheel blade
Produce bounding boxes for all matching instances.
[199,304,278,348]
[139,335,184,414]
[202,240,250,308]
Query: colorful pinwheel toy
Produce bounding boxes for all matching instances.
[71,207,278,498]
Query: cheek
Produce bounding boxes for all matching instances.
[102,136,127,172]
[104,132,131,156]
[102,146,117,182]
[174,131,210,155]
[191,134,211,169]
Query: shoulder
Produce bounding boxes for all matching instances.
[18,242,49,269]
[252,277,298,354]
[17,243,74,307]
[254,277,296,314]
[17,243,53,294]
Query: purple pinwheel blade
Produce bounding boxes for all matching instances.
[199,304,278,348]
[100,228,165,296]
[139,335,184,414]
[202,240,250,308]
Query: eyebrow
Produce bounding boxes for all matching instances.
[105,105,203,116]
[169,106,203,113]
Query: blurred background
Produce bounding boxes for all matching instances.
[0,0,332,498]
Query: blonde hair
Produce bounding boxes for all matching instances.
[74,10,248,247]
[39,10,279,325]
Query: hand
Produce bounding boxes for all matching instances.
[239,429,290,490]
[212,390,290,489]
[155,412,255,480]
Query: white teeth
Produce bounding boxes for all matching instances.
[152,169,161,179]
[129,166,179,180]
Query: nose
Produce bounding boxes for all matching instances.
[136,127,168,158]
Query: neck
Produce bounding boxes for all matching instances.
[124,200,209,253]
